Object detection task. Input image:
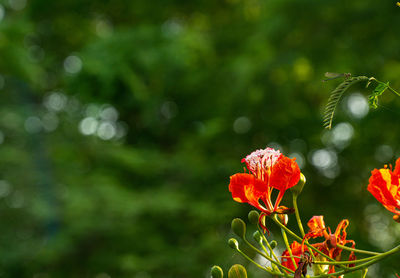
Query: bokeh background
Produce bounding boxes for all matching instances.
[0,0,400,277]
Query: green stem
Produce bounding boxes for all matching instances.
[292,195,305,237]
[243,238,294,274]
[235,248,282,276]
[314,255,376,265]
[281,227,298,270]
[255,238,287,276]
[261,234,281,264]
[272,215,338,264]
[311,244,400,278]
[387,85,400,97]
[371,77,400,97]
[292,195,326,273]
[336,244,381,256]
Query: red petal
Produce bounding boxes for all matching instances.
[393,157,400,177]
[305,216,326,239]
[334,219,349,244]
[281,241,303,271]
[229,173,267,212]
[368,169,400,213]
[269,156,301,191]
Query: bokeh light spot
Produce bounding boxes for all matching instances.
[44,92,68,112]
[8,0,26,10]
[97,122,116,140]
[375,144,393,163]
[233,116,251,134]
[79,117,98,135]
[0,5,5,21]
[346,93,369,119]
[289,152,305,169]
[64,55,82,74]
[24,116,42,133]
[0,180,11,198]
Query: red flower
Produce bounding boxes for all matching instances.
[281,241,303,271]
[304,216,355,274]
[229,148,301,215]
[281,217,356,276]
[367,158,400,219]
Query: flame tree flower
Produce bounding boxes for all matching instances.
[367,158,400,222]
[305,216,355,274]
[228,148,300,216]
[281,216,356,276]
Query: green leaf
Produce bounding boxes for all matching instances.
[323,76,369,129]
[368,82,389,109]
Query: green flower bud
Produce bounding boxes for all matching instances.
[228,264,247,278]
[269,240,277,249]
[248,210,259,225]
[231,218,246,238]
[228,238,239,250]
[252,230,262,242]
[211,265,224,278]
[291,173,306,196]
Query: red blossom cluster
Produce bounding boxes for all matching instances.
[229,148,300,215]
[227,147,400,277]
[281,216,355,275]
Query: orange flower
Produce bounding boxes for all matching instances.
[281,216,356,276]
[281,241,303,271]
[229,148,300,215]
[281,241,324,274]
[367,158,400,219]
[304,216,355,274]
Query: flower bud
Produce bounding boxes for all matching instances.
[231,218,246,238]
[291,173,306,196]
[269,240,277,249]
[211,265,223,278]
[248,210,260,225]
[228,238,239,250]
[277,214,288,226]
[252,230,262,242]
[394,214,400,223]
[228,264,247,278]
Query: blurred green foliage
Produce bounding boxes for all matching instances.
[0,0,400,277]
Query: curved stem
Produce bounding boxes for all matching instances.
[281,227,298,270]
[371,77,400,97]
[292,195,325,273]
[311,244,400,278]
[235,248,282,276]
[292,195,306,237]
[243,238,294,274]
[272,215,338,264]
[255,237,287,276]
[336,244,381,256]
[387,84,400,97]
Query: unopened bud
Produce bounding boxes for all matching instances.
[231,218,246,238]
[291,173,306,196]
[248,210,260,225]
[394,214,400,223]
[278,214,288,226]
[228,264,247,278]
[228,238,239,250]
[211,265,223,278]
[269,240,277,249]
[252,230,262,242]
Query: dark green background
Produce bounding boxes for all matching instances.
[0,0,399,277]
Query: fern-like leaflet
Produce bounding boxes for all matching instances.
[323,76,369,129]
